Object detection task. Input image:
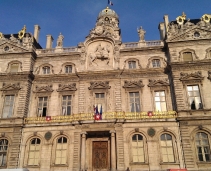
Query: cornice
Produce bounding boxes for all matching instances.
[0,72,34,81]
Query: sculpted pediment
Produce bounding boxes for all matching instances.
[0,41,29,53]
[57,83,77,92]
[167,26,211,42]
[148,79,169,87]
[34,85,53,93]
[0,83,21,91]
[88,81,111,90]
[180,71,204,81]
[123,80,144,89]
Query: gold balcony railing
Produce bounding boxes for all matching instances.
[24,111,177,124]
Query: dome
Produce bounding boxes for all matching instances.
[98,7,119,19]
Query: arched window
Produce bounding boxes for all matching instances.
[0,139,8,167]
[42,66,50,74]
[183,52,193,61]
[195,132,211,162]
[28,138,41,166]
[55,137,67,165]
[160,134,175,162]
[131,134,144,162]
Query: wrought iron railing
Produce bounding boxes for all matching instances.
[24,111,177,124]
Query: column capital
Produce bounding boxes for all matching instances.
[110,130,116,134]
[81,131,87,135]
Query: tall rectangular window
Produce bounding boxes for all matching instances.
[55,137,67,165]
[2,95,15,118]
[132,134,144,162]
[0,139,8,167]
[129,92,140,112]
[62,95,72,115]
[155,91,167,111]
[95,93,105,112]
[28,138,41,166]
[38,97,48,117]
[187,85,202,110]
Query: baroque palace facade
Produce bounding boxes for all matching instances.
[1,7,211,171]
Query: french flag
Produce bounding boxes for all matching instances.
[108,0,113,6]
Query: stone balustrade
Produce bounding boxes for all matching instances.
[36,47,78,54]
[122,40,164,49]
[24,111,177,124]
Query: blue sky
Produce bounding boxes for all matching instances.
[0,0,210,48]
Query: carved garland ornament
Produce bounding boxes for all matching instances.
[88,81,111,90]
[0,83,21,93]
[34,85,54,93]
[123,80,144,89]
[179,71,204,84]
[148,79,169,87]
[57,83,77,92]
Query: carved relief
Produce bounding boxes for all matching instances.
[88,81,111,90]
[148,79,169,87]
[34,85,54,93]
[167,17,211,42]
[89,43,110,66]
[0,83,21,93]
[123,80,144,89]
[57,83,77,92]
[180,71,204,84]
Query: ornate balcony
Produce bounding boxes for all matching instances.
[24,111,177,124]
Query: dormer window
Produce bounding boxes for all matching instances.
[152,59,160,68]
[128,61,136,69]
[10,63,19,73]
[183,52,193,61]
[65,65,72,73]
[43,66,50,74]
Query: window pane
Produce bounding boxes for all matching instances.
[129,92,140,112]
[28,138,41,166]
[10,63,19,72]
[2,95,15,118]
[183,52,193,61]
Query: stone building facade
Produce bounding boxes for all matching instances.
[0,7,211,171]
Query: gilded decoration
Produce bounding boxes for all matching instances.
[24,111,177,124]
[34,85,54,93]
[57,83,77,92]
[123,80,144,89]
[148,79,169,87]
[88,81,111,90]
[18,25,26,39]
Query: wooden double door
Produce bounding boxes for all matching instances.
[92,141,108,170]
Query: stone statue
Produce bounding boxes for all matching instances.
[137,26,146,42]
[56,33,64,47]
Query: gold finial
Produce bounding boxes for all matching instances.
[18,25,27,39]
[176,12,186,25]
[182,12,186,19]
[202,14,211,23]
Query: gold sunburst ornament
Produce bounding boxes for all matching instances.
[18,25,26,39]
[202,14,211,23]
[176,12,186,25]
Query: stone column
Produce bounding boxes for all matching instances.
[81,132,87,170]
[110,130,116,171]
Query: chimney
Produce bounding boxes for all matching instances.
[34,25,40,42]
[158,22,165,40]
[46,35,54,49]
[163,15,169,33]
